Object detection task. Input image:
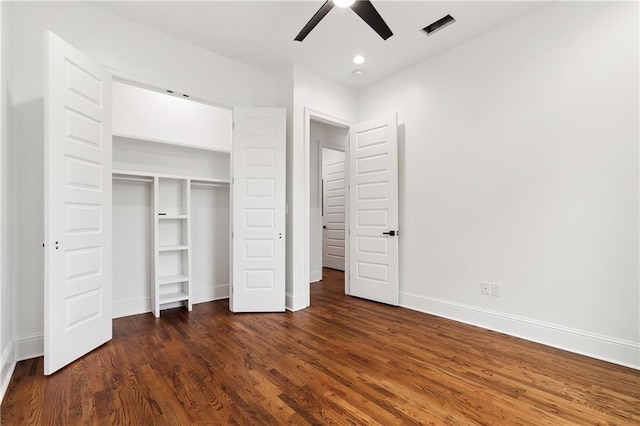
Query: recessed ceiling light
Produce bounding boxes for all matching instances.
[353,70,364,76]
[353,55,365,65]
[334,0,355,8]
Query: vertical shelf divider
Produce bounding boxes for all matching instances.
[153,176,192,316]
[152,175,160,317]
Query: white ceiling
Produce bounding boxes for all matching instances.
[91,1,550,88]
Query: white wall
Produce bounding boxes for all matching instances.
[112,180,229,318]
[112,180,152,317]
[9,1,278,361]
[112,82,233,152]
[276,66,295,309]
[357,1,639,368]
[288,65,356,310]
[0,0,16,402]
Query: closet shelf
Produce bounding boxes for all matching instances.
[113,132,231,155]
[113,169,230,185]
[158,245,189,252]
[159,274,189,285]
[159,291,190,304]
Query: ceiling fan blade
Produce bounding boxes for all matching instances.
[294,0,335,42]
[350,0,393,40]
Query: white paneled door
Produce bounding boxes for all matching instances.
[231,107,286,312]
[349,115,399,306]
[44,32,112,374]
[322,149,346,271]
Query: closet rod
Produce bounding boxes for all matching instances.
[191,182,229,188]
[113,175,153,183]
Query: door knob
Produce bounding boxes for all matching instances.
[382,230,397,236]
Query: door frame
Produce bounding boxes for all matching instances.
[304,108,351,297]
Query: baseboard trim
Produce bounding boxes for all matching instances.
[400,292,640,370]
[14,333,43,361]
[1,341,16,403]
[286,292,308,312]
[193,284,229,304]
[112,285,230,318]
[309,270,321,283]
[112,297,151,319]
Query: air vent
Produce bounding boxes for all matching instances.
[422,14,456,36]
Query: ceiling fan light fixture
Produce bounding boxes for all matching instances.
[353,54,365,64]
[334,0,355,8]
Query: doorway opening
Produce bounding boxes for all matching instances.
[306,111,350,297]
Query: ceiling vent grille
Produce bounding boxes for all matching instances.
[422,14,456,36]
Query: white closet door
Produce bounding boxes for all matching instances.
[349,115,399,306]
[231,107,286,312]
[322,149,346,271]
[44,32,112,374]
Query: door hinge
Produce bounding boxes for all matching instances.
[231,232,234,239]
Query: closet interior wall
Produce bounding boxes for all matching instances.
[111,82,232,318]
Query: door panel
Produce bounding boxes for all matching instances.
[45,32,112,374]
[349,115,398,306]
[231,107,286,312]
[322,149,346,271]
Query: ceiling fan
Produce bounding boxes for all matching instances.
[295,0,393,42]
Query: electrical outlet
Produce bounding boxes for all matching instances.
[491,282,501,297]
[481,281,491,295]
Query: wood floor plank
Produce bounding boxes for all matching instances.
[2,268,639,424]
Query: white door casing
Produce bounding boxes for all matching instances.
[44,32,112,374]
[322,149,346,271]
[349,115,399,306]
[231,107,286,312]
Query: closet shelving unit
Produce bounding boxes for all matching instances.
[113,169,230,317]
[154,176,191,315]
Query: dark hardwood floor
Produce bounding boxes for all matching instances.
[2,268,639,424]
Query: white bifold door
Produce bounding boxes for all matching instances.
[349,115,399,306]
[44,32,113,374]
[231,107,286,312]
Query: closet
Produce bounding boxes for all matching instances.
[44,31,286,374]
[111,81,231,318]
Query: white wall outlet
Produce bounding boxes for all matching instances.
[491,282,501,297]
[481,281,491,295]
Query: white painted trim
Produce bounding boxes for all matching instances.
[286,292,307,312]
[400,291,640,370]
[112,285,229,319]
[112,297,151,319]
[14,333,44,361]
[322,143,346,153]
[192,284,229,304]
[304,108,352,304]
[0,340,16,404]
